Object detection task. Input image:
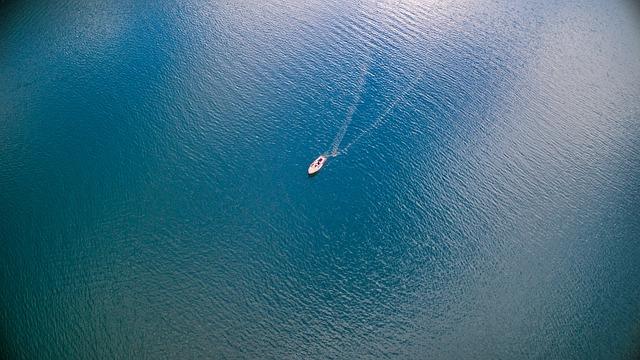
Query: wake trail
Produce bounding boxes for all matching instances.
[341,73,424,154]
[330,62,369,156]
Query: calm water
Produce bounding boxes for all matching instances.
[1,0,640,358]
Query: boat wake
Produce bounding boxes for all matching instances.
[340,73,424,154]
[313,57,424,176]
[329,62,369,157]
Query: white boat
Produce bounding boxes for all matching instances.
[308,155,327,175]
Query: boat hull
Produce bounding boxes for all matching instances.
[308,156,327,175]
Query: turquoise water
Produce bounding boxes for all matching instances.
[1,0,640,358]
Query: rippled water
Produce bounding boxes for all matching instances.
[1,0,639,358]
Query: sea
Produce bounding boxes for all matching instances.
[1,0,639,358]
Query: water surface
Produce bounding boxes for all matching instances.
[1,0,639,358]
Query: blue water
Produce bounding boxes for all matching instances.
[1,0,640,358]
